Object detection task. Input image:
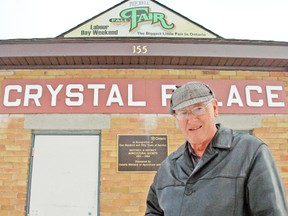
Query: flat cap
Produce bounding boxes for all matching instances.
[169,81,215,114]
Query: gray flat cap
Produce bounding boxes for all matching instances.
[169,81,215,114]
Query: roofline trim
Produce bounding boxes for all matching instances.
[1,41,288,59]
[1,64,287,72]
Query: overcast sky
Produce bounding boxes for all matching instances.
[0,0,287,42]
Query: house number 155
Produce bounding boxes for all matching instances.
[132,45,148,54]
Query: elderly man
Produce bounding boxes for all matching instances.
[145,81,288,215]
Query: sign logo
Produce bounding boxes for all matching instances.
[63,0,218,38]
[110,7,175,32]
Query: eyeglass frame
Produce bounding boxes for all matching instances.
[173,99,214,120]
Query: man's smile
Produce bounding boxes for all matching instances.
[189,125,202,131]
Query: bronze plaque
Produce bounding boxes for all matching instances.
[118,134,168,172]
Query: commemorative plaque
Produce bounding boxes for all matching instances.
[117,134,168,172]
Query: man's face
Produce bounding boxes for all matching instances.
[175,99,218,147]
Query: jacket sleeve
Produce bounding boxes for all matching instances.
[145,177,164,216]
[246,144,288,215]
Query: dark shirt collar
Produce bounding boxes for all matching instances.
[187,143,200,167]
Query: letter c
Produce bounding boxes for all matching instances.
[3,85,22,107]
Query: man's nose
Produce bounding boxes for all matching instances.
[187,112,198,121]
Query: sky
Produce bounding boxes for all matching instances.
[0,0,287,42]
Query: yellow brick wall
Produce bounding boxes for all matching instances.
[254,116,288,190]
[0,69,287,216]
[0,116,31,216]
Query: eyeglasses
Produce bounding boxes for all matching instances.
[174,100,213,120]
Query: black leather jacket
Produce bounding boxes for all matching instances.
[145,124,288,215]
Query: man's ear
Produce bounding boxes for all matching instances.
[213,99,219,117]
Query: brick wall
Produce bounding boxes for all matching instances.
[0,69,287,216]
[0,116,31,216]
[254,116,288,189]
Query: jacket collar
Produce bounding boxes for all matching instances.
[211,124,233,149]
